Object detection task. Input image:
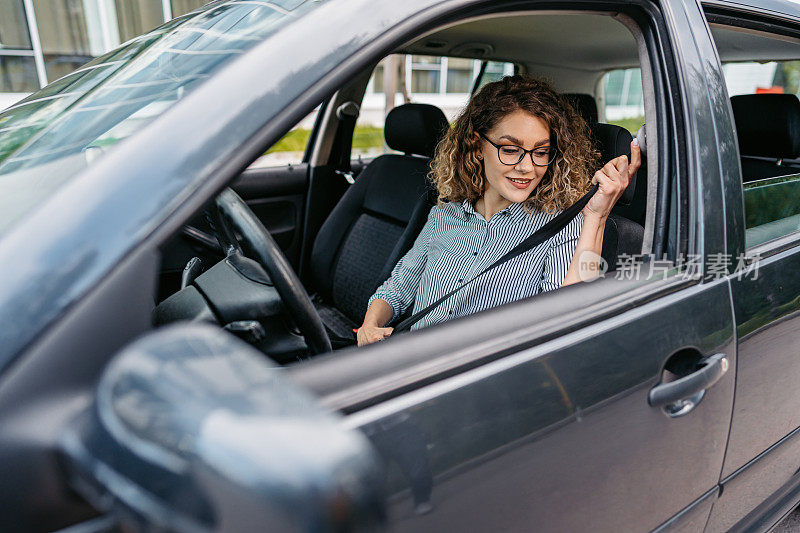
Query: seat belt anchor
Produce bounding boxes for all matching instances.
[336,169,355,184]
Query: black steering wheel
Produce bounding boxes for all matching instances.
[211,188,331,355]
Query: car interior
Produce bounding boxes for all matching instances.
[154,10,659,364]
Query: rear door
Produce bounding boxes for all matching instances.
[700,5,800,530]
[288,1,736,530]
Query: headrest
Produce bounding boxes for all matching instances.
[565,93,599,124]
[731,94,800,158]
[385,103,449,158]
[589,122,637,206]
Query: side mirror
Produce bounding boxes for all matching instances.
[60,324,385,532]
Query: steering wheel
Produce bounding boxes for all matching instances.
[211,188,332,355]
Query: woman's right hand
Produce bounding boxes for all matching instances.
[357,325,394,346]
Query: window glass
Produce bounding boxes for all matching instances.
[0,0,32,49]
[729,58,800,247]
[743,176,800,247]
[708,24,800,247]
[249,109,319,168]
[357,54,407,159]
[115,0,165,43]
[357,56,514,158]
[410,55,442,94]
[446,57,473,93]
[0,56,38,92]
[0,0,323,236]
[171,0,210,17]
[473,60,513,92]
[601,68,644,134]
[32,0,96,81]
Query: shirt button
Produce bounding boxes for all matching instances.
[473,252,478,256]
[448,310,453,315]
[458,279,463,283]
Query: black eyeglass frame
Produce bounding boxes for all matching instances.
[479,132,557,167]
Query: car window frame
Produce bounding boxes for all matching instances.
[703,5,800,260]
[283,0,694,405]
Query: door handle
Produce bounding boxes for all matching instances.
[649,353,729,417]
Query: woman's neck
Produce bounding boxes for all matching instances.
[475,192,513,221]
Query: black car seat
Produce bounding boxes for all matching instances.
[588,122,645,270]
[309,103,448,339]
[565,93,599,124]
[564,93,647,227]
[730,93,800,182]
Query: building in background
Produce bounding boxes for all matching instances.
[3,1,796,125]
[0,0,209,109]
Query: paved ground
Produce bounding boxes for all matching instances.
[775,507,800,532]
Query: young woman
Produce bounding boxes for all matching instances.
[358,75,640,346]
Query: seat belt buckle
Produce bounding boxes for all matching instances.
[335,169,355,184]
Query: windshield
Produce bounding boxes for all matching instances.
[0,0,319,236]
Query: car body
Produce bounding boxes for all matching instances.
[2,0,800,531]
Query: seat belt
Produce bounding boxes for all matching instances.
[394,183,599,333]
[331,101,360,184]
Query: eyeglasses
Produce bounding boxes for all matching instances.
[479,133,557,167]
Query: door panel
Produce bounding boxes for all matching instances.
[157,165,308,300]
[709,426,800,532]
[344,280,735,532]
[232,164,308,266]
[706,246,800,529]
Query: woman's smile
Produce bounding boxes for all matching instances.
[506,176,534,188]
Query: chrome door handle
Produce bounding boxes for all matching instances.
[649,353,729,417]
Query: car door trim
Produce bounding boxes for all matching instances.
[289,275,697,413]
[716,423,800,532]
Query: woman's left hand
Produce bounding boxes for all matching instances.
[584,139,641,220]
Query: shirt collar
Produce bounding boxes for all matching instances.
[461,199,527,221]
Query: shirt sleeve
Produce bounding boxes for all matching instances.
[368,206,437,322]
[539,212,583,293]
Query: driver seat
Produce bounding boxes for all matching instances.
[309,103,449,341]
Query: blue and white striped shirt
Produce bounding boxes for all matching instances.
[368,199,583,331]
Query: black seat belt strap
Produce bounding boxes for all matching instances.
[332,101,360,183]
[394,183,599,333]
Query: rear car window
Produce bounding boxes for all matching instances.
[709,23,800,247]
[600,67,644,135]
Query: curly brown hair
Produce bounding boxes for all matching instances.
[430,75,599,214]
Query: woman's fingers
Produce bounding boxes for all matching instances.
[587,145,642,219]
[629,140,642,177]
[357,326,394,346]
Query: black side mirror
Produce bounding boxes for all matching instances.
[59,324,385,532]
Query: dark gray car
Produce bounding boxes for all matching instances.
[1,0,800,531]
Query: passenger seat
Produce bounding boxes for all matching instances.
[589,122,645,270]
[731,93,800,182]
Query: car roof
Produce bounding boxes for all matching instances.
[703,0,800,22]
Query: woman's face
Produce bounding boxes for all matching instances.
[479,109,551,205]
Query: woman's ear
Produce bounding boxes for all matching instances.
[472,131,483,160]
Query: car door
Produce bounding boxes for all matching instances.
[0,0,734,530]
[697,4,800,530]
[286,3,736,529]
[292,281,735,531]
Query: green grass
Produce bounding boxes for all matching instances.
[265,118,646,154]
[267,125,386,153]
[608,116,645,136]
